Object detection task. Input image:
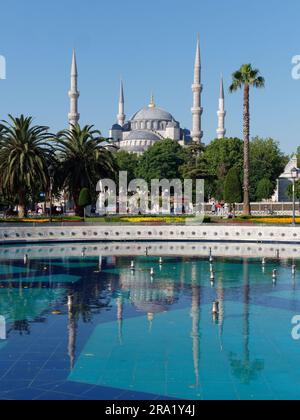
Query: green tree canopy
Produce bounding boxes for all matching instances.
[287,180,300,200]
[250,137,287,201]
[200,137,243,200]
[0,115,54,217]
[136,139,185,184]
[255,178,274,201]
[114,150,139,183]
[56,124,116,215]
[297,146,300,168]
[78,188,92,208]
[224,167,243,204]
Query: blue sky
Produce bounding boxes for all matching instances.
[0,0,299,153]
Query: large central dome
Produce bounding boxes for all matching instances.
[131,106,174,122]
[131,96,175,122]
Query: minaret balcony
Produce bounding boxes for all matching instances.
[191,107,203,115]
[68,112,80,120]
[192,83,203,92]
[68,91,80,99]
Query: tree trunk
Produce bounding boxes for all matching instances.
[243,84,251,215]
[18,190,26,218]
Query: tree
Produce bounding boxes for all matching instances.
[224,168,242,216]
[230,64,265,215]
[136,139,185,184]
[78,187,92,220]
[198,138,243,200]
[56,124,116,215]
[180,142,215,201]
[297,146,300,168]
[256,178,274,201]
[287,180,300,201]
[250,137,287,201]
[114,150,139,183]
[0,115,54,217]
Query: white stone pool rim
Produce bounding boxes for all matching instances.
[0,224,300,245]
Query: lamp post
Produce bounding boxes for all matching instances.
[48,165,55,223]
[291,167,298,226]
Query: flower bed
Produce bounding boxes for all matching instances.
[252,217,300,224]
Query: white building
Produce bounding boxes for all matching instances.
[272,154,300,202]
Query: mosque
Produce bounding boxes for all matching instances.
[68,38,226,154]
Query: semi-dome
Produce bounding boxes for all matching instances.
[131,106,174,122]
[126,130,162,142]
[111,123,122,130]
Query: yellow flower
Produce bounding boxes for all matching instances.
[253,218,300,224]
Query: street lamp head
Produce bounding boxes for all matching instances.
[291,167,299,180]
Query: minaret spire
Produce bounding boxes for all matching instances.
[149,92,155,108]
[191,36,203,143]
[68,49,80,129]
[217,76,226,139]
[117,80,126,127]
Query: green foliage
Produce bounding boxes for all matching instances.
[136,139,185,184]
[0,115,54,217]
[78,188,92,208]
[56,124,116,214]
[229,64,265,93]
[224,168,242,204]
[202,138,243,178]
[200,138,243,200]
[287,180,300,200]
[114,150,139,183]
[297,146,300,168]
[250,137,287,201]
[256,178,274,201]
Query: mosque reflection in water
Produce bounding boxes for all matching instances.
[0,255,265,391]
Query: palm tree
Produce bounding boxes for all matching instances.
[0,115,54,217]
[56,124,116,215]
[229,64,265,215]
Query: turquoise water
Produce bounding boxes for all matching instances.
[0,248,300,400]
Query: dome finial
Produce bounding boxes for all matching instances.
[149,92,155,108]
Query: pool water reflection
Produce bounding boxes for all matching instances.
[0,247,300,400]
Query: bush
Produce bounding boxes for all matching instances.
[256,178,274,201]
[78,188,92,208]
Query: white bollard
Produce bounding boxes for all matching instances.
[131,261,135,271]
[150,268,155,277]
[24,254,29,265]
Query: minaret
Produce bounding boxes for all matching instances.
[117,80,126,127]
[68,50,80,129]
[191,36,203,143]
[217,76,226,139]
[116,296,124,345]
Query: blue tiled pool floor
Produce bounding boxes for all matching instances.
[0,253,300,400]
